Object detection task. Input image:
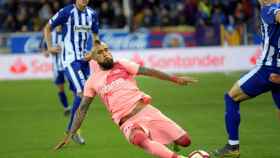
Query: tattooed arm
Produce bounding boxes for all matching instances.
[137,66,197,85]
[69,96,93,134]
[54,96,93,150]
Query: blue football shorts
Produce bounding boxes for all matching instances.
[237,66,280,109]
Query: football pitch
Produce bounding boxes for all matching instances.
[0,72,279,158]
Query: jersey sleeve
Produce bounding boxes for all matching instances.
[83,77,97,98]
[49,7,70,29]
[118,59,140,75]
[261,4,280,24]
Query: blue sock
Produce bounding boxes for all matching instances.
[224,93,241,141]
[58,91,68,108]
[67,95,82,131]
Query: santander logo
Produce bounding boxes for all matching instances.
[250,48,261,65]
[10,58,28,74]
[147,54,225,68]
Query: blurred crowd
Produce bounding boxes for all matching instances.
[0,0,260,34]
[0,0,126,32]
[133,0,259,28]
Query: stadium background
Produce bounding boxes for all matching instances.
[0,0,279,158]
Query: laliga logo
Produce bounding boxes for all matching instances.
[10,58,28,74]
[102,33,148,50]
[24,37,41,53]
[250,48,261,65]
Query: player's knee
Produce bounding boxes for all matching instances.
[130,131,148,147]
[228,85,250,102]
[57,85,64,92]
[175,134,191,147]
[225,93,239,103]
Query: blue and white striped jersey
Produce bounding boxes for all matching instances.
[259,3,280,68]
[49,4,99,66]
[51,30,64,72]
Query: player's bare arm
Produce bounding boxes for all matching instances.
[54,96,93,150]
[70,96,93,134]
[275,11,280,23]
[84,33,101,61]
[43,23,61,54]
[137,66,197,85]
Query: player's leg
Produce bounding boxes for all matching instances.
[57,83,71,116]
[213,84,248,158]
[66,61,89,131]
[55,71,70,115]
[214,66,271,158]
[122,105,189,158]
[226,83,249,143]
[130,128,183,158]
[174,134,191,147]
[64,62,89,144]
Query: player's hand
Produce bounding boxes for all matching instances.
[54,133,72,151]
[269,73,280,84]
[172,76,198,85]
[84,52,93,61]
[43,51,50,58]
[47,46,61,54]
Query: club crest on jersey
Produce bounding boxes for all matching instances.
[74,25,91,32]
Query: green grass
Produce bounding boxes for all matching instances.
[0,72,279,158]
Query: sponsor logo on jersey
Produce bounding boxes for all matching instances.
[74,25,91,32]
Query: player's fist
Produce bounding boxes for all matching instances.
[43,51,50,58]
[47,46,61,54]
[172,76,198,85]
[84,52,93,61]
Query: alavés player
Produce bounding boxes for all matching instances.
[44,0,101,144]
[214,0,280,157]
[42,25,72,116]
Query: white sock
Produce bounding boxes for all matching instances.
[228,140,239,145]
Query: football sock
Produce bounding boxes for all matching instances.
[224,93,240,144]
[132,130,178,158]
[58,91,68,108]
[141,139,179,158]
[228,140,239,146]
[67,95,82,131]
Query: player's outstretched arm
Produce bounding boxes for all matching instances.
[275,10,280,24]
[137,66,197,85]
[43,23,61,54]
[54,96,93,150]
[70,96,93,134]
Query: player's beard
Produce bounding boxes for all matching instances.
[99,58,114,70]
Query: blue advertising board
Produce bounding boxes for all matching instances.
[9,30,197,54]
[10,33,42,54]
